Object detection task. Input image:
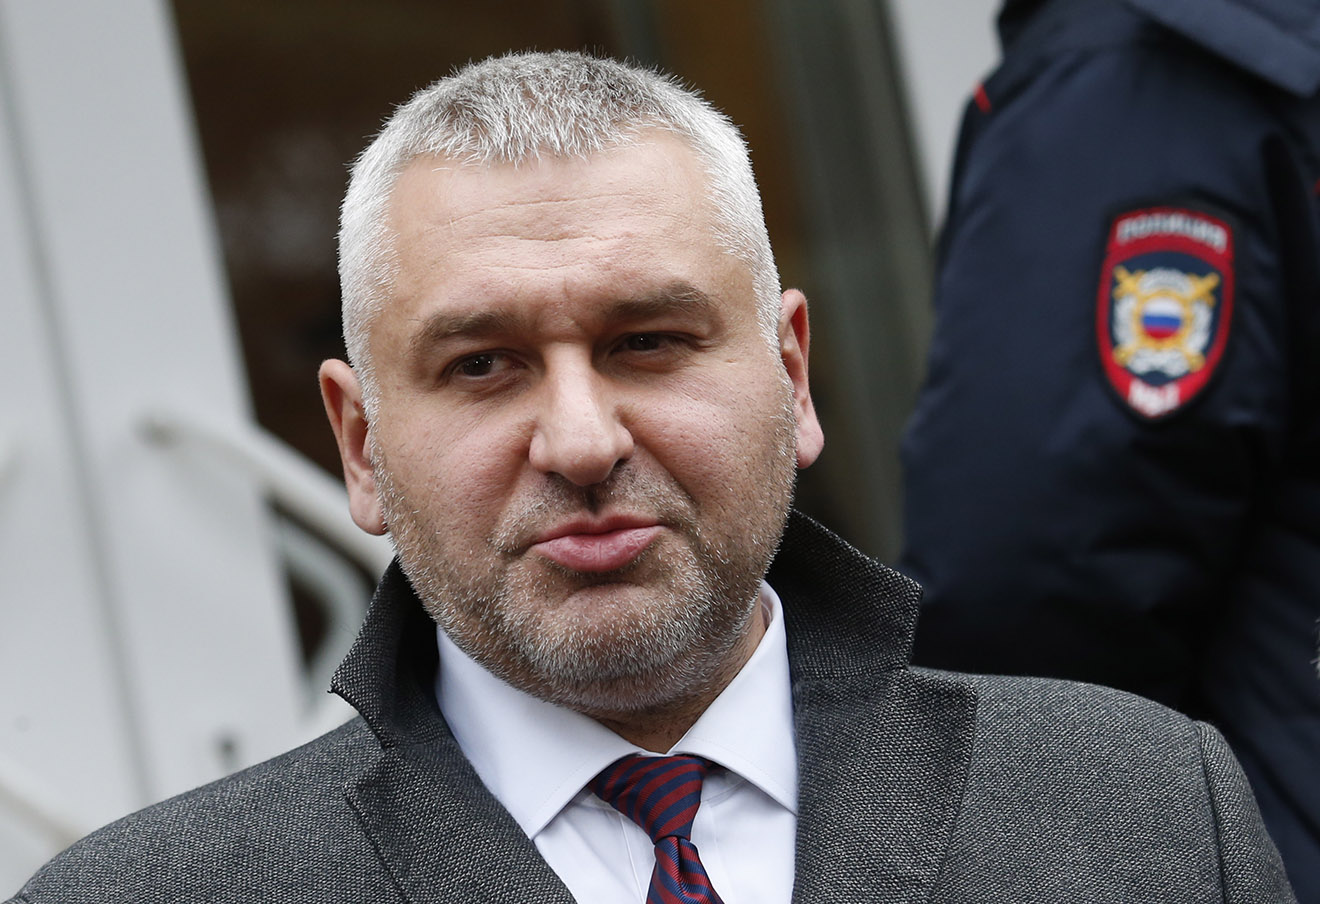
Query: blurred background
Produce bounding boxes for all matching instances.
[0,0,995,886]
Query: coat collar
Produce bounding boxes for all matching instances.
[772,513,978,903]
[331,559,441,751]
[331,510,975,903]
[770,511,921,677]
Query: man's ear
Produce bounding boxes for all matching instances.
[779,289,824,468]
[319,359,387,535]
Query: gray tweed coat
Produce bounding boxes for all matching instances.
[7,512,1297,902]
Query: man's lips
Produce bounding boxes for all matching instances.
[529,520,663,573]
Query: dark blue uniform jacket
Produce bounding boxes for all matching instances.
[902,0,1320,897]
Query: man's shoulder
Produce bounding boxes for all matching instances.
[10,718,394,904]
[909,668,1294,900]
[944,666,1189,720]
[925,666,1210,762]
[905,666,1233,819]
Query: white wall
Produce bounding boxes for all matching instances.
[886,0,1001,223]
[0,0,308,887]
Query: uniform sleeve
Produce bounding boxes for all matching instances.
[902,34,1304,703]
[1197,723,1297,903]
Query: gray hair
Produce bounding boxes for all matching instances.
[338,50,780,408]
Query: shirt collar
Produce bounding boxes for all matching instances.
[434,581,798,838]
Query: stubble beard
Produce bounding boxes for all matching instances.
[372,395,799,719]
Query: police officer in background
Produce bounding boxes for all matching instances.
[901,0,1320,897]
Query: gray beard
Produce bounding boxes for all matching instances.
[433,507,762,715]
[373,400,798,717]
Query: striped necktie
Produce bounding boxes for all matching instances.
[589,754,726,904]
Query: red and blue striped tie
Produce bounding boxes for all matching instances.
[589,754,726,904]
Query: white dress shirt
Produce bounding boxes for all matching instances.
[434,582,797,904]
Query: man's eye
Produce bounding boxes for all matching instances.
[623,333,666,352]
[454,353,506,378]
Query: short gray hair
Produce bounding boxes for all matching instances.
[338,50,780,407]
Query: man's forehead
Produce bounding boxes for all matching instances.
[382,137,724,281]
[365,134,754,357]
[387,131,708,221]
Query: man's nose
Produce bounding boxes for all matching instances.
[527,363,634,486]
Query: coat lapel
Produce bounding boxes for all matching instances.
[332,564,575,903]
[345,740,575,903]
[771,513,977,903]
[789,670,976,902]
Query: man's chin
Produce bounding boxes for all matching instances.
[522,655,710,718]
[522,577,666,620]
[508,598,755,716]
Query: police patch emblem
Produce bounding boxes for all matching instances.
[1096,205,1234,419]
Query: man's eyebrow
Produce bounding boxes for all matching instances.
[407,309,523,357]
[612,283,721,322]
[407,283,721,355]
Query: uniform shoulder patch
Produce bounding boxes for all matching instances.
[1095,205,1234,420]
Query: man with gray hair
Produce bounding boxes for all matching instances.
[8,51,1295,903]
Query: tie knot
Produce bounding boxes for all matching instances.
[589,754,711,843]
